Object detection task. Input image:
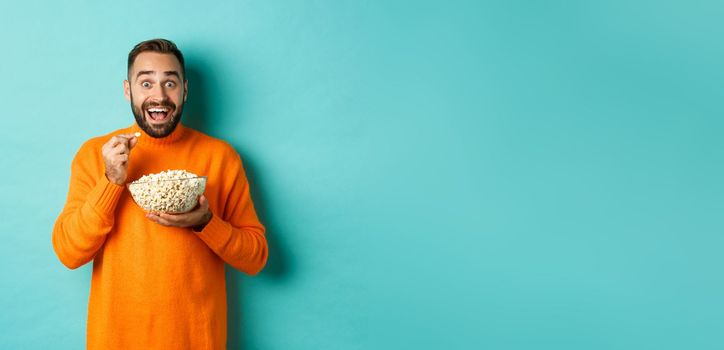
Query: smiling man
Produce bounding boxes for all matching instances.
[127,51,186,138]
[52,39,268,349]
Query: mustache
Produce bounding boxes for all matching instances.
[143,101,176,110]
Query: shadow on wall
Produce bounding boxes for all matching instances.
[181,64,208,133]
[184,58,291,349]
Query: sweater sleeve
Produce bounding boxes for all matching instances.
[52,143,125,269]
[194,152,268,275]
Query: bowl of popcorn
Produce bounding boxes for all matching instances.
[127,170,207,214]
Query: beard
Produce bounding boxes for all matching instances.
[130,91,184,138]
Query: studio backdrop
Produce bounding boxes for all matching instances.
[1,0,722,349]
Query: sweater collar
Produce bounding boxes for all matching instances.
[130,122,186,147]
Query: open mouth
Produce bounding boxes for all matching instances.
[145,107,173,123]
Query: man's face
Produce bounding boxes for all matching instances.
[124,52,188,138]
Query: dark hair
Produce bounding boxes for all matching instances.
[127,38,186,80]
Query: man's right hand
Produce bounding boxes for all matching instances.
[102,134,138,185]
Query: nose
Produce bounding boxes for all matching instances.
[150,83,169,100]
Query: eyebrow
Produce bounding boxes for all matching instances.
[136,70,181,79]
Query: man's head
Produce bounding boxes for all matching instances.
[124,39,188,138]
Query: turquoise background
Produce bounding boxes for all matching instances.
[1,0,722,349]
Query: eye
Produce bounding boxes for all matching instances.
[165,81,176,88]
[141,81,151,88]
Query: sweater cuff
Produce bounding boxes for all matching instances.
[194,213,231,251]
[86,175,125,223]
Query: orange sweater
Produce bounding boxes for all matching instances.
[52,123,268,350]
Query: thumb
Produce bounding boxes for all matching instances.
[199,194,209,209]
[129,136,138,150]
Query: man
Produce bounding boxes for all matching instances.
[52,39,268,349]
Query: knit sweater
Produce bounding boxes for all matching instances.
[52,123,268,350]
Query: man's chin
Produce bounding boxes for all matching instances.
[141,118,179,138]
[147,119,171,129]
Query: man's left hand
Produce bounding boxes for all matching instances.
[146,195,213,231]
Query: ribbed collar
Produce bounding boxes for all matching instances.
[130,122,187,147]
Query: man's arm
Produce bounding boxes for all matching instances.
[197,155,268,275]
[193,188,268,276]
[52,135,137,269]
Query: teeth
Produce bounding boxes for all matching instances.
[148,108,168,112]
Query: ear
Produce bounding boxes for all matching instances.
[183,79,188,102]
[124,80,131,102]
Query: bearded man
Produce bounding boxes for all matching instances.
[52,38,268,350]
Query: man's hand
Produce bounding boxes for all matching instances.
[102,133,138,185]
[146,195,213,231]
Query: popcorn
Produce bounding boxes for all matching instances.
[128,170,207,213]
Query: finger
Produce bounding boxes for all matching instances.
[147,213,173,226]
[113,154,129,165]
[145,213,159,223]
[157,211,189,223]
[111,142,129,153]
[198,195,209,211]
[156,212,174,220]
[110,148,129,164]
[104,146,128,165]
[116,133,137,140]
[106,136,123,148]
[156,217,173,226]
[109,134,136,148]
[115,134,138,149]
